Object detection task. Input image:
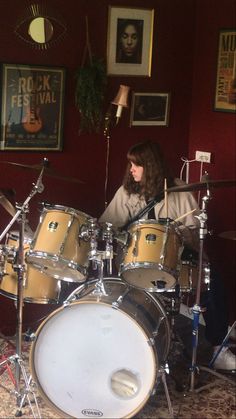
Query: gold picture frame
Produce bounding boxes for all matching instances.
[130,92,171,126]
[107,6,154,77]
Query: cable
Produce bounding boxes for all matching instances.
[180,157,197,183]
[197,161,204,205]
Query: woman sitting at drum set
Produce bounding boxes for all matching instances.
[100,140,236,371]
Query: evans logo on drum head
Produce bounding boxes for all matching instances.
[81,409,103,417]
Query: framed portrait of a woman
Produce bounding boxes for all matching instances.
[107,7,154,77]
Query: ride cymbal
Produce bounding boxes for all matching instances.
[0,161,85,184]
[167,179,236,193]
[218,230,236,241]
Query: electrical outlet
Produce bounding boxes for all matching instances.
[195,150,211,163]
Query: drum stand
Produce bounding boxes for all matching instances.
[189,190,236,393]
[157,365,174,418]
[0,163,47,417]
[90,220,114,296]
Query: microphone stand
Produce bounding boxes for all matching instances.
[0,159,47,417]
[121,191,164,231]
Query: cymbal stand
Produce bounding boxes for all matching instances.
[0,162,46,417]
[189,190,210,391]
[189,187,236,392]
[101,222,114,276]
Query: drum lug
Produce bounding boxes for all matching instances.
[112,295,124,309]
[151,387,157,396]
[112,287,130,309]
[112,301,119,309]
[153,315,166,337]
[63,299,72,306]
[132,230,141,257]
[148,337,155,346]
[24,332,36,342]
[158,362,170,375]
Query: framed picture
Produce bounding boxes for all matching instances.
[214,29,236,113]
[130,93,171,126]
[0,63,65,150]
[107,6,154,76]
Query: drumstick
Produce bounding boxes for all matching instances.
[173,208,197,223]
[164,178,168,219]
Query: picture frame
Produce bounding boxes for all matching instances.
[214,29,236,113]
[107,6,154,77]
[130,93,171,126]
[0,63,65,151]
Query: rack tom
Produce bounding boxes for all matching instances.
[26,205,91,283]
[120,219,183,292]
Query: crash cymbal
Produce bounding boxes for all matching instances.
[218,230,236,241]
[167,179,236,193]
[0,189,16,217]
[0,161,85,184]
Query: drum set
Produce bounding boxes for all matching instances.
[0,164,234,419]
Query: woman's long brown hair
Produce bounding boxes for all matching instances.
[123,141,175,200]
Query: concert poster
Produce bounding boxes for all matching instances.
[214,29,236,113]
[0,64,65,150]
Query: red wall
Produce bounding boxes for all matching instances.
[188,0,236,322]
[0,0,235,334]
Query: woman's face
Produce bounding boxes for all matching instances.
[130,161,143,182]
[121,24,138,57]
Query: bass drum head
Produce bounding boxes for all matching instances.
[30,278,170,418]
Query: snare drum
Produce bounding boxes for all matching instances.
[178,260,211,293]
[0,232,60,304]
[120,220,182,292]
[30,278,170,418]
[26,205,91,282]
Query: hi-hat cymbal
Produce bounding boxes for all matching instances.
[0,189,16,217]
[167,179,236,193]
[0,161,85,184]
[218,230,236,241]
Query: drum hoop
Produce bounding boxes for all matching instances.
[26,251,86,271]
[0,288,58,304]
[26,252,87,283]
[7,231,32,244]
[128,219,180,231]
[128,219,165,229]
[120,262,178,277]
[42,204,91,219]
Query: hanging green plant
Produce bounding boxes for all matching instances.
[75,57,107,134]
[75,17,107,134]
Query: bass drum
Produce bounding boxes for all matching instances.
[30,278,170,418]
